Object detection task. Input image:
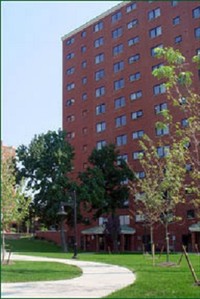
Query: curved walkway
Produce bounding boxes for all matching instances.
[2,254,136,298]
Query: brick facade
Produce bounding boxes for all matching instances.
[62,1,200,252]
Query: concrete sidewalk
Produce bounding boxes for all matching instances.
[2,254,136,298]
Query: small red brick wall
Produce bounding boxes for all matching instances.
[35,231,62,246]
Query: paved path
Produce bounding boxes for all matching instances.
[2,254,136,298]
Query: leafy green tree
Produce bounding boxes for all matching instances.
[79,144,135,252]
[132,136,187,262]
[1,157,30,262]
[16,129,75,227]
[153,47,200,217]
[130,46,200,261]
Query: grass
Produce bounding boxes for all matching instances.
[2,261,82,283]
[4,237,200,298]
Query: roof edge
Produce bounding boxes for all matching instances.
[61,1,131,41]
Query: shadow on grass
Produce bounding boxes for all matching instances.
[5,237,63,253]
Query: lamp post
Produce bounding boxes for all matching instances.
[57,204,68,252]
[58,190,78,258]
[71,190,78,259]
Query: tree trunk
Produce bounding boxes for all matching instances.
[165,222,170,262]
[2,230,6,263]
[60,218,68,252]
[150,225,155,265]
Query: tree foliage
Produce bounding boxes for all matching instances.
[16,129,75,226]
[130,47,199,259]
[153,47,200,216]
[79,144,135,218]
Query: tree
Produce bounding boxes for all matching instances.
[16,129,75,227]
[131,136,187,261]
[129,46,200,261]
[1,157,30,262]
[79,144,135,252]
[153,47,200,217]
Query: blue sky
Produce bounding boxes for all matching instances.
[1,1,121,148]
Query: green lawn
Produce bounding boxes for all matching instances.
[2,261,82,283]
[4,237,200,298]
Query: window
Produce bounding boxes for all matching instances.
[81,31,86,38]
[156,124,169,136]
[187,210,195,219]
[155,102,168,114]
[186,164,192,172]
[113,44,123,56]
[67,132,75,139]
[82,60,87,68]
[116,134,127,146]
[179,97,187,105]
[157,145,170,157]
[132,130,144,139]
[127,19,138,29]
[83,144,87,152]
[99,217,107,226]
[96,86,105,97]
[66,67,75,75]
[96,121,106,133]
[130,90,142,101]
[135,171,145,179]
[82,77,87,85]
[82,109,88,117]
[131,110,143,120]
[135,214,145,222]
[193,7,200,19]
[181,118,189,127]
[112,11,122,23]
[96,140,106,150]
[115,115,126,127]
[119,215,130,225]
[151,44,163,56]
[128,54,140,64]
[194,27,200,39]
[115,96,126,109]
[135,192,145,201]
[96,104,106,115]
[148,8,161,20]
[66,98,75,106]
[66,52,74,60]
[171,1,178,7]
[112,27,123,39]
[95,53,104,64]
[95,69,105,81]
[173,16,180,25]
[82,93,87,101]
[128,36,139,46]
[126,2,136,13]
[152,63,164,71]
[149,26,162,38]
[94,21,103,32]
[81,46,86,53]
[82,127,88,135]
[117,154,128,164]
[67,82,75,91]
[133,151,144,160]
[114,78,125,90]
[175,35,182,44]
[113,61,124,73]
[130,72,141,82]
[94,37,104,48]
[153,83,166,95]
[66,37,75,45]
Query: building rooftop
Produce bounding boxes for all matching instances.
[61,1,130,41]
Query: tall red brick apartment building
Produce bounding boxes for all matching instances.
[62,1,200,252]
